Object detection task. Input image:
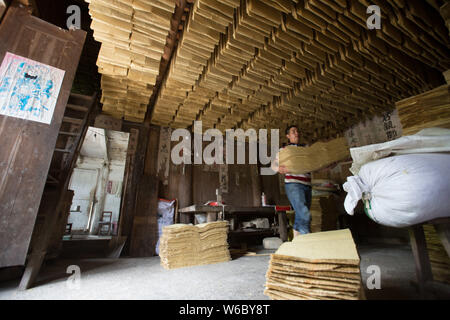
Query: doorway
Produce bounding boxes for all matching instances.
[65,127,130,243]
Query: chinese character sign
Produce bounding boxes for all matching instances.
[0,52,66,124]
[345,109,403,148]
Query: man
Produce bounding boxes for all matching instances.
[272,125,312,238]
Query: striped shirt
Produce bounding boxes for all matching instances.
[281,144,312,186]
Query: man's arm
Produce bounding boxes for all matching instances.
[271,150,288,174]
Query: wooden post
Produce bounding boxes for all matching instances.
[251,164,262,207]
[119,124,149,256]
[433,222,450,258]
[409,225,434,298]
[129,174,159,257]
[278,212,288,242]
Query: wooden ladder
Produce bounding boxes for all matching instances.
[45,93,96,187]
[19,92,98,290]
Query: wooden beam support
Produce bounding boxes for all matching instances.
[409,225,434,298]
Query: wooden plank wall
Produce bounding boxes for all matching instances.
[104,123,290,257]
[164,140,193,223]
[105,123,290,257]
[0,5,86,268]
[146,126,288,210]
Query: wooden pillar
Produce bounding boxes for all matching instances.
[409,225,434,298]
[127,126,160,257]
[433,222,450,257]
[144,126,160,176]
[129,174,159,257]
[251,164,262,207]
[119,123,150,256]
[278,212,288,242]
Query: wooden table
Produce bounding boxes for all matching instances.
[178,205,287,241]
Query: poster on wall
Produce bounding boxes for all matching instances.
[345,109,403,148]
[0,52,66,124]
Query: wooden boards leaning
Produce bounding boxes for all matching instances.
[159,221,231,269]
[264,229,364,300]
[279,137,350,174]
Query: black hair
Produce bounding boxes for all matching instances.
[285,125,299,135]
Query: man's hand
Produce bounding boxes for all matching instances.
[278,165,288,174]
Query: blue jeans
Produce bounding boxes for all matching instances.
[285,183,312,235]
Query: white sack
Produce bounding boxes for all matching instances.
[343,153,450,228]
[349,128,450,175]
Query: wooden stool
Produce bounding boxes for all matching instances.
[98,211,113,236]
[64,223,72,235]
[408,218,450,298]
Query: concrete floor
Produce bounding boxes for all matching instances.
[0,243,449,300]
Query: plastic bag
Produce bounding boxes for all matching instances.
[156,199,175,255]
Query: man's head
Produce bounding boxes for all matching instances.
[285,125,299,144]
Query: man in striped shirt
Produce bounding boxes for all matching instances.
[272,125,312,238]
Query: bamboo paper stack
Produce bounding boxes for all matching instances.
[397,84,450,136]
[279,137,350,174]
[151,0,240,127]
[264,229,363,300]
[146,0,446,143]
[159,221,231,269]
[86,0,176,122]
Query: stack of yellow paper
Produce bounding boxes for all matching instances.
[159,221,231,269]
[264,229,364,300]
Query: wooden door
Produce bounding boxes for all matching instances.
[0,5,86,267]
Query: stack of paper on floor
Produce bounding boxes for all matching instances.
[264,229,363,300]
[159,221,231,269]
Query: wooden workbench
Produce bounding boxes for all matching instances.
[178,205,288,242]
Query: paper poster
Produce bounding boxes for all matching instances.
[0,52,65,124]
